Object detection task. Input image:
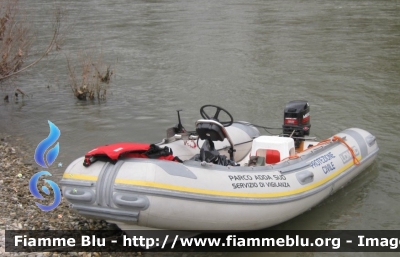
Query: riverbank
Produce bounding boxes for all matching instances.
[0,132,141,257]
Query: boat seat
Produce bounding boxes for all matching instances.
[250,136,295,165]
[194,121,224,163]
[193,119,238,165]
[196,122,226,142]
[191,120,237,166]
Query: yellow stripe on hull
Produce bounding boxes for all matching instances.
[62,156,361,198]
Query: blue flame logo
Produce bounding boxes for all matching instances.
[29,171,62,211]
[30,120,62,211]
[34,121,60,168]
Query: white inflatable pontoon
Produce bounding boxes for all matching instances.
[60,102,379,232]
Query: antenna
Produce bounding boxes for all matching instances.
[175,109,185,133]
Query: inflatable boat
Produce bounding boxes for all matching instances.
[60,101,379,231]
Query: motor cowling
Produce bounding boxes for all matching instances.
[282,100,311,147]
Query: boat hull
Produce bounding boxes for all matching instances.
[60,127,379,230]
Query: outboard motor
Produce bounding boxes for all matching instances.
[282,100,311,148]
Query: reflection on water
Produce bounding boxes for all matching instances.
[1,0,400,247]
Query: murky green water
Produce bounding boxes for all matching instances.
[1,0,400,256]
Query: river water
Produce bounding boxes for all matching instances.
[1,0,399,256]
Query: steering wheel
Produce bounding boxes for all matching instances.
[200,104,234,127]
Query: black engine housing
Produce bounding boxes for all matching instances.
[282,100,311,141]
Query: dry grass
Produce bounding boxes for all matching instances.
[0,0,32,79]
[0,0,114,103]
[0,0,63,84]
[66,51,114,101]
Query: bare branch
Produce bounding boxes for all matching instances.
[0,0,63,82]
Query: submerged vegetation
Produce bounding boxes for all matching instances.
[66,51,114,101]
